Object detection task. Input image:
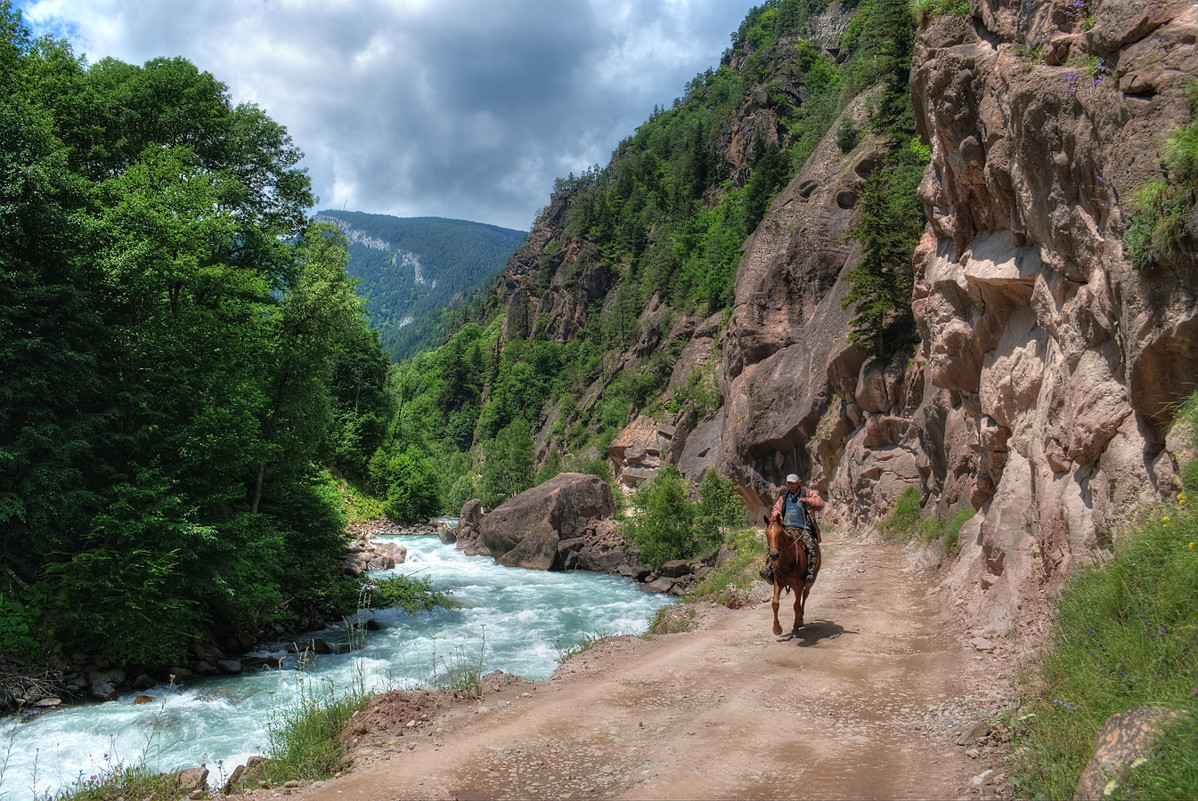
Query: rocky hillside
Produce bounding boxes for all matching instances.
[463,0,1197,634]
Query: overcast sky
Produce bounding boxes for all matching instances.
[18,0,759,231]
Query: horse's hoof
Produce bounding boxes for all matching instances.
[772,625,783,636]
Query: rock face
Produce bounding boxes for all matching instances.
[475,0,1197,633]
[712,0,1198,633]
[479,473,616,570]
[608,415,676,493]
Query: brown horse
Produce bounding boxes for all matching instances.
[763,515,821,636]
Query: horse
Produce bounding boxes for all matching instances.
[763,515,821,636]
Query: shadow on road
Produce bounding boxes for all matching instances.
[778,619,855,647]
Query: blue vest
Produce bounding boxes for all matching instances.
[782,492,808,529]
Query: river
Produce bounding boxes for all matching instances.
[0,535,674,800]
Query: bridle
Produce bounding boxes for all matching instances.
[767,521,801,564]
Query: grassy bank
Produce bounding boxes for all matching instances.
[1009,496,1198,799]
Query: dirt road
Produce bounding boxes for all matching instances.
[246,532,1013,800]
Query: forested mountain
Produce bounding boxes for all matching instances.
[0,6,394,666]
[376,0,926,527]
[313,211,524,360]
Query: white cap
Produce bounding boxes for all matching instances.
[785,474,800,484]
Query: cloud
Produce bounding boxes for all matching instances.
[17,0,756,230]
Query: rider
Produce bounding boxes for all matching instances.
[762,473,825,583]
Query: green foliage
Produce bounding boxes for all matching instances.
[1125,82,1198,270]
[479,417,534,508]
[696,468,747,550]
[1009,496,1198,799]
[366,574,458,615]
[0,582,48,663]
[625,466,744,570]
[0,6,387,665]
[626,466,697,570]
[837,117,861,153]
[878,486,974,556]
[913,0,971,23]
[370,446,440,523]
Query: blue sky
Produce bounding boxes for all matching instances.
[17,0,759,230]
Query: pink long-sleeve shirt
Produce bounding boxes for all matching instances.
[771,487,825,522]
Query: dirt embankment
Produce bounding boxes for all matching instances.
[241,530,1019,800]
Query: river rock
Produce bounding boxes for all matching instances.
[456,499,491,556]
[480,473,615,570]
[343,534,407,576]
[171,766,208,794]
[217,659,243,675]
[640,577,676,594]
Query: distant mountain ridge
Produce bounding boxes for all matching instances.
[314,210,525,360]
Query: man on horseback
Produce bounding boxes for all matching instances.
[761,473,824,583]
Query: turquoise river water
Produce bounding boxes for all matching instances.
[0,534,673,800]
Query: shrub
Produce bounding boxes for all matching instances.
[626,466,695,570]
[366,574,459,615]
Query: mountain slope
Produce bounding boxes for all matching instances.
[314,211,525,359]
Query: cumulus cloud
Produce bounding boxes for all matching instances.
[18,0,755,230]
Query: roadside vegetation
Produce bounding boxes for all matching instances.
[879,486,976,557]
[1008,392,1198,799]
[1125,81,1198,270]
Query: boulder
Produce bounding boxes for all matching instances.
[171,766,209,794]
[480,473,615,570]
[217,659,243,675]
[640,577,676,594]
[455,499,491,556]
[436,520,458,544]
[1074,706,1189,801]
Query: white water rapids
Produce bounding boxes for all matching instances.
[0,535,674,800]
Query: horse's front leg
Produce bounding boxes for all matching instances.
[792,579,805,632]
[771,580,783,636]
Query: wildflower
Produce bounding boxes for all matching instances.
[1189,542,1194,549]
[1162,515,1170,522]
[1178,492,1186,504]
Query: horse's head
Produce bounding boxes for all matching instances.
[763,515,783,562]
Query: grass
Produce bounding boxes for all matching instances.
[685,526,767,607]
[431,636,487,698]
[878,486,974,556]
[646,605,697,635]
[235,668,372,791]
[1007,493,1198,799]
[324,468,385,522]
[558,631,609,661]
[49,764,194,801]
